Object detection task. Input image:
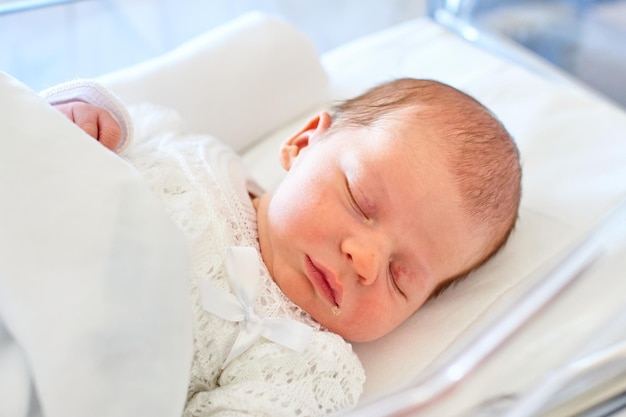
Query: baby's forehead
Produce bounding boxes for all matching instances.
[340,126,451,186]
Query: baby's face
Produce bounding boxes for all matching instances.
[255,112,487,342]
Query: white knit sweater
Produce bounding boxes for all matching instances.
[43,82,365,417]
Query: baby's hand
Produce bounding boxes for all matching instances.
[54,101,121,151]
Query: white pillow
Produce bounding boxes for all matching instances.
[0,73,192,417]
[99,12,329,154]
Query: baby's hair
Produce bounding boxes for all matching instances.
[329,78,522,297]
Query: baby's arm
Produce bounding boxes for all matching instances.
[41,79,133,152]
[53,101,121,151]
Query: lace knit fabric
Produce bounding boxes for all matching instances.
[120,104,365,417]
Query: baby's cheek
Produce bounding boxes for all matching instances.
[346,297,395,340]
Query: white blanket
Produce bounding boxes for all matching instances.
[0,73,192,417]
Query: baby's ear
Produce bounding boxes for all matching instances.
[279,112,332,170]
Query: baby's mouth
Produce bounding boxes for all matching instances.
[305,256,343,307]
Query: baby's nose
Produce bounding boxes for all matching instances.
[341,236,385,285]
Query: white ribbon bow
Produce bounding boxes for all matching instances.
[199,246,313,368]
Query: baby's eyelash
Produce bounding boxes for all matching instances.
[346,180,367,218]
[388,264,406,298]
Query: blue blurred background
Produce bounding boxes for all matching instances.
[1,0,624,107]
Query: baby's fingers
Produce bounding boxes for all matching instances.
[54,102,121,151]
[70,106,99,139]
[94,109,122,151]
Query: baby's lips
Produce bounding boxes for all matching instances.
[318,263,344,306]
